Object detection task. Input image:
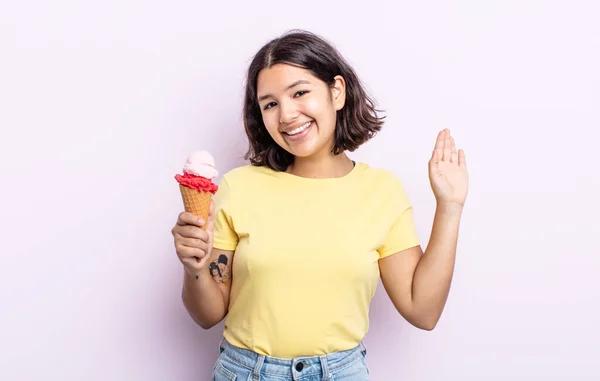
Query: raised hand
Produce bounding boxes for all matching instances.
[428,129,469,207]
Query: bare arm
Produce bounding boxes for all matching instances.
[182,248,234,329]
[380,129,468,330]
[172,200,235,330]
[379,202,462,330]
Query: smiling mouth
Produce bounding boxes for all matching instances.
[283,121,312,136]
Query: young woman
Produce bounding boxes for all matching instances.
[171,30,468,381]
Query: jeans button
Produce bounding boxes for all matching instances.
[295,362,304,372]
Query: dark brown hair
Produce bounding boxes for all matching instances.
[243,30,384,171]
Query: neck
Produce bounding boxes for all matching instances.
[286,152,354,179]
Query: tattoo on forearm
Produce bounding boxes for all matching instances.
[209,254,231,286]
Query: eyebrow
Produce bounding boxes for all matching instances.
[257,80,312,102]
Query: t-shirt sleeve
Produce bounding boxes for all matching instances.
[378,177,421,259]
[212,177,238,251]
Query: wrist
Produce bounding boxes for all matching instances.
[184,264,208,281]
[436,201,464,214]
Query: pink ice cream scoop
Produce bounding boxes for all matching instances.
[175,150,219,195]
[183,150,218,179]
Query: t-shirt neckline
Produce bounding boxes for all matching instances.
[265,161,366,182]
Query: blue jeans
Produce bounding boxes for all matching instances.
[212,338,370,381]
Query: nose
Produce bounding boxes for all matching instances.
[278,98,299,125]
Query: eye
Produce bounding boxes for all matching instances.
[294,90,309,97]
[263,102,277,110]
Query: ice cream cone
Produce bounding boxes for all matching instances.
[175,150,218,230]
[179,184,212,230]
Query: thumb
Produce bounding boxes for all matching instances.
[428,150,439,173]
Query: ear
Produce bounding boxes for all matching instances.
[330,75,346,111]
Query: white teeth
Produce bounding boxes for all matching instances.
[285,121,311,136]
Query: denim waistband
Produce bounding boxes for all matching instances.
[218,338,367,379]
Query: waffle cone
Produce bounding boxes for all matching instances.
[179,184,212,230]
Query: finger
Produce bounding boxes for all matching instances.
[177,224,209,240]
[177,211,206,227]
[183,254,211,272]
[182,256,210,273]
[434,129,445,149]
[450,136,458,163]
[458,149,467,169]
[443,129,452,161]
[430,147,440,164]
[434,130,444,159]
[175,244,207,260]
[178,236,208,252]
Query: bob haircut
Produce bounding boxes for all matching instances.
[242,30,385,171]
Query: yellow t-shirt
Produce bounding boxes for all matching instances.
[212,162,420,358]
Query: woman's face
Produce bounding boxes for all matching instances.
[256,64,346,160]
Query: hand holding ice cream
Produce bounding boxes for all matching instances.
[172,150,219,277]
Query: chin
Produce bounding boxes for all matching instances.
[288,146,314,157]
[286,142,323,158]
[276,134,334,160]
[291,148,332,161]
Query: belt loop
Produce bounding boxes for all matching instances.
[319,355,331,380]
[251,354,265,380]
[359,341,367,357]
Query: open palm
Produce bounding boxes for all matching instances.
[428,129,469,206]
